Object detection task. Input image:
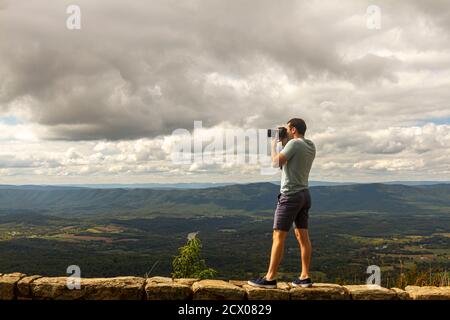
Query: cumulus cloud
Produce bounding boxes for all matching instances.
[0,0,448,139]
[0,120,449,183]
[0,0,450,183]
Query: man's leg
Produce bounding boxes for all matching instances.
[294,228,312,279]
[264,229,288,281]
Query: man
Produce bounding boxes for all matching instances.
[248,118,316,288]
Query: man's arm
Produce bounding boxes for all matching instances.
[271,139,288,168]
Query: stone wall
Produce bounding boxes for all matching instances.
[1,273,449,300]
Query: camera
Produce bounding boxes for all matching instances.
[267,126,288,140]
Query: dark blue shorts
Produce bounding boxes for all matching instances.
[273,189,311,231]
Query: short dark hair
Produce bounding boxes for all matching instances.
[287,118,307,135]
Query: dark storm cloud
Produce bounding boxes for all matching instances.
[0,0,449,140]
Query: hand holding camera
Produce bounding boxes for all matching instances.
[268,126,289,146]
[267,126,287,140]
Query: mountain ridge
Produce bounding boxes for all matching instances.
[0,182,449,216]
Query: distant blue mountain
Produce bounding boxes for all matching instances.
[0,182,449,217]
[51,182,235,189]
[2,180,448,190]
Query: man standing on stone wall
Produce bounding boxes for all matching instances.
[248,118,316,288]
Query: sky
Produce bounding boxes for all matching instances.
[1,0,450,184]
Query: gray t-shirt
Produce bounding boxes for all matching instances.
[279,137,316,195]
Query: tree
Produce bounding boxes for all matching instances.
[172,234,218,279]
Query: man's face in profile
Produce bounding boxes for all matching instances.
[286,123,295,140]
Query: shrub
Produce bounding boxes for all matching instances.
[172,234,218,279]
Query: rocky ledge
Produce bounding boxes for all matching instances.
[1,273,449,300]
